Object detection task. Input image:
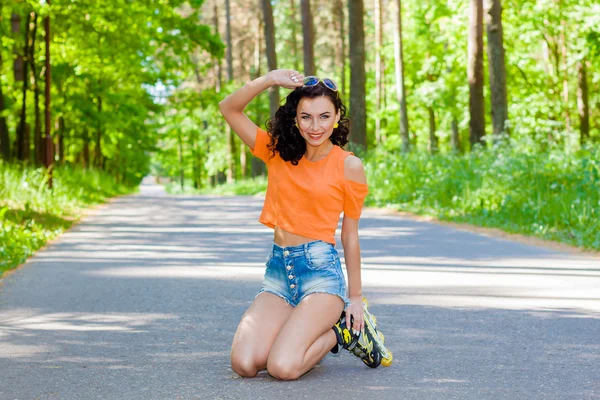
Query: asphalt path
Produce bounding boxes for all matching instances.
[1,178,599,400]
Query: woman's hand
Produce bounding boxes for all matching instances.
[266,69,305,90]
[346,295,364,336]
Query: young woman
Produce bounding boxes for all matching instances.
[219,69,392,380]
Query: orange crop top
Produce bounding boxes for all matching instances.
[250,126,369,245]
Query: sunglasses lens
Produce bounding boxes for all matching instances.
[303,76,319,86]
[323,78,338,91]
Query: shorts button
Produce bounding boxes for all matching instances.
[286,266,292,270]
[288,275,294,279]
[283,250,290,256]
[290,284,296,289]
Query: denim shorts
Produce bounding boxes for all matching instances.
[255,240,351,310]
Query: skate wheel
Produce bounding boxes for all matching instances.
[381,351,393,367]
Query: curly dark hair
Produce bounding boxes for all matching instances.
[264,82,351,166]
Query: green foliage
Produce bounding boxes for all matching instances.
[0,161,135,274]
[0,0,222,183]
[366,143,600,250]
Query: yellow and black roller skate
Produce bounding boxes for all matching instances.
[361,296,393,367]
[330,297,393,368]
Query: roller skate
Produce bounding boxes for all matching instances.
[361,296,393,367]
[330,297,393,368]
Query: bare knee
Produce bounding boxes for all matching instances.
[267,357,302,381]
[231,353,260,378]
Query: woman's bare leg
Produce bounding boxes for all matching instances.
[230,292,293,377]
[266,293,344,380]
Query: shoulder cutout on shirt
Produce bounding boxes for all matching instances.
[344,155,367,184]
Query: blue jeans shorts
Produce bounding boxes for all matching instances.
[255,240,351,310]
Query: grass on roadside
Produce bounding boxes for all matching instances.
[365,143,600,251]
[0,162,137,275]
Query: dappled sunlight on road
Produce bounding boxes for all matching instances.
[1,182,599,398]
[0,311,175,333]
[20,185,600,318]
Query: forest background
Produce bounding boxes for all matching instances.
[1,0,599,274]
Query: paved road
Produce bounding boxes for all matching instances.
[1,178,599,400]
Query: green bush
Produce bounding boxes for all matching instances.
[0,162,136,274]
[365,143,600,250]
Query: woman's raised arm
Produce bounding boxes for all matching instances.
[218,70,303,150]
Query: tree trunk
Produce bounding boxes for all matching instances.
[374,0,383,144]
[95,95,103,168]
[251,18,266,178]
[190,129,199,189]
[213,0,222,93]
[178,131,184,191]
[0,50,10,160]
[58,116,65,164]
[428,107,438,154]
[254,18,262,80]
[225,0,233,81]
[17,12,32,161]
[334,0,346,98]
[451,118,461,153]
[348,0,367,150]
[290,0,300,72]
[300,0,316,76]
[224,0,235,183]
[12,13,24,82]
[468,0,485,148]
[44,1,53,186]
[261,0,280,118]
[485,0,508,138]
[577,61,589,145]
[28,13,42,165]
[394,0,409,152]
[83,131,90,168]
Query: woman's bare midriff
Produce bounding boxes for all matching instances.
[274,226,318,247]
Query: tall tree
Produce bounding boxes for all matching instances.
[577,60,589,144]
[44,0,52,185]
[333,0,346,97]
[225,0,233,81]
[374,0,383,144]
[393,0,409,152]
[468,0,485,147]
[95,94,103,168]
[213,0,222,93]
[486,0,508,138]
[28,12,42,165]
[0,50,10,160]
[348,0,367,149]
[17,11,32,161]
[261,0,279,118]
[300,0,316,76]
[224,0,236,183]
[290,0,300,72]
[428,106,438,153]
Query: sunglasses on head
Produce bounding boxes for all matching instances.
[302,76,338,92]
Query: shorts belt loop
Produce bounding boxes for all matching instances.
[303,242,309,256]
